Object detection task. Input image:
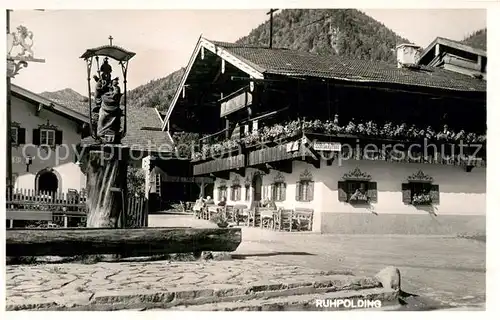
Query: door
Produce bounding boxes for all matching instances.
[252,173,262,202]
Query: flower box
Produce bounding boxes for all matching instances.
[349,192,369,204]
[412,194,432,206]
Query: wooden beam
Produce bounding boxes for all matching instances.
[6,227,242,257]
[210,171,230,180]
[276,160,293,174]
[249,164,270,175]
[230,167,245,177]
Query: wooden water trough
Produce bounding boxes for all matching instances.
[6,227,242,257]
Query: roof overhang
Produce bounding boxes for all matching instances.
[161,37,264,131]
[10,84,89,123]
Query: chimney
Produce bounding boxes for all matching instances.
[396,44,423,68]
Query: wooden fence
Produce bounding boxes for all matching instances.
[6,188,147,228]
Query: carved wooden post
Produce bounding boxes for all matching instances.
[85,147,129,228]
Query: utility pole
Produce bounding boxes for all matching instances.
[6,9,12,193]
[267,9,278,49]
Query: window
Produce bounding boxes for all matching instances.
[347,181,368,202]
[295,169,314,202]
[218,185,227,201]
[338,168,377,203]
[271,182,286,201]
[402,170,439,205]
[230,177,241,201]
[230,185,241,201]
[402,182,440,205]
[338,180,378,203]
[270,172,286,202]
[245,185,250,201]
[10,124,25,146]
[40,129,56,146]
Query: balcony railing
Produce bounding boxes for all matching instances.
[191,117,486,174]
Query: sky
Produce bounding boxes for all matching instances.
[9,9,486,96]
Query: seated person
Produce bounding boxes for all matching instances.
[217,196,227,207]
[261,198,277,210]
[203,196,215,205]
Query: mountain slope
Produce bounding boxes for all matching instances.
[126,68,185,110]
[125,9,411,111]
[237,9,411,62]
[40,88,88,103]
[461,28,486,51]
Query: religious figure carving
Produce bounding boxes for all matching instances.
[93,57,123,140]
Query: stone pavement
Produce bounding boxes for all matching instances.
[6,259,390,310]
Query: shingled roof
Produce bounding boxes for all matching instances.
[53,98,173,153]
[210,40,486,92]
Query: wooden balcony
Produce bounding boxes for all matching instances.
[193,154,245,176]
[247,141,308,166]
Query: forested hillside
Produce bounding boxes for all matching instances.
[237,9,410,62]
[461,28,486,51]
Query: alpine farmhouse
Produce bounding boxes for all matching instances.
[162,37,486,234]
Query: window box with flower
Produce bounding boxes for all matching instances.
[192,117,486,164]
[402,170,440,206]
[338,168,377,205]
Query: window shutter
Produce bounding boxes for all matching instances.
[18,128,26,144]
[270,184,275,201]
[338,181,348,202]
[32,129,40,145]
[156,174,162,196]
[280,183,286,201]
[430,184,440,204]
[367,181,378,203]
[402,183,411,204]
[307,181,314,201]
[295,181,300,201]
[55,130,63,145]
